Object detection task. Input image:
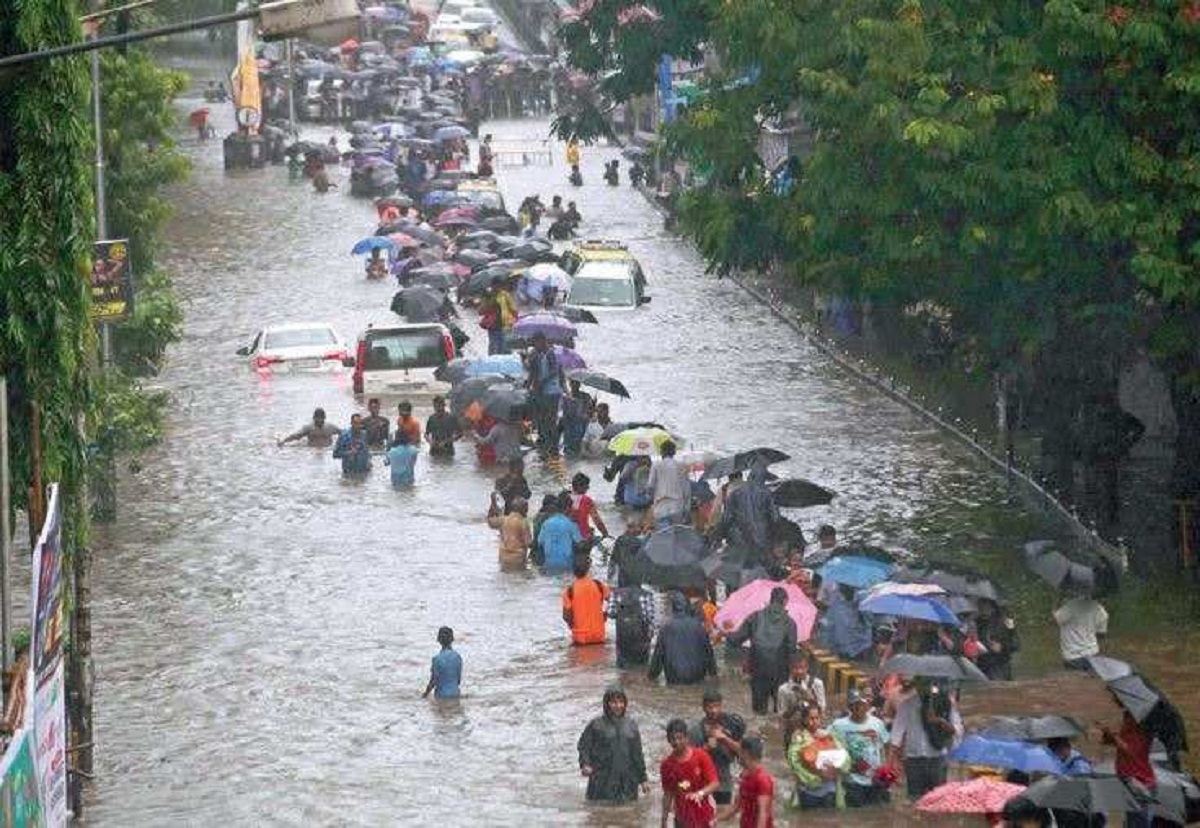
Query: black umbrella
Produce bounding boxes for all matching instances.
[449,375,515,414]
[768,478,835,509]
[557,306,599,324]
[1106,671,1189,759]
[376,221,447,246]
[627,525,708,589]
[699,548,769,586]
[979,715,1086,741]
[1005,776,1141,817]
[878,653,989,682]
[893,564,1007,605]
[435,358,473,386]
[1023,540,1107,594]
[466,265,520,296]
[453,248,494,269]
[701,447,791,480]
[480,214,520,234]
[567,370,629,398]
[501,237,554,261]
[480,387,528,421]
[376,194,413,210]
[1086,654,1134,682]
[457,229,501,249]
[407,269,455,291]
[390,287,446,322]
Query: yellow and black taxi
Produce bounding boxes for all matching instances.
[560,240,651,312]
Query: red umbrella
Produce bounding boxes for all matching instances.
[187,108,210,127]
[340,38,360,51]
[916,779,1026,815]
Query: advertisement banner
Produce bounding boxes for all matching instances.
[30,485,62,679]
[33,667,65,828]
[29,484,66,828]
[0,729,43,828]
[89,239,133,321]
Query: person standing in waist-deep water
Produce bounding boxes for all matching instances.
[278,407,341,447]
[425,395,462,457]
[659,718,719,828]
[725,586,798,715]
[422,626,462,700]
[332,414,371,476]
[577,685,649,803]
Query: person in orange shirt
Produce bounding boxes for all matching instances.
[562,557,611,645]
[396,401,422,445]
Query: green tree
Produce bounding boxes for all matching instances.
[100,47,189,372]
[0,0,96,543]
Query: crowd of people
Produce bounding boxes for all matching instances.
[267,87,1188,822]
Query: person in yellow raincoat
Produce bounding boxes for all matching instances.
[566,140,581,166]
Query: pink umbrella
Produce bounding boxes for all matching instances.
[714,580,818,641]
[916,779,1026,815]
[435,213,478,228]
[554,345,587,371]
[450,263,471,279]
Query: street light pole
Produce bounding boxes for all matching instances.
[89,23,111,366]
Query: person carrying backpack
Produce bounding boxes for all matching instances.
[887,679,962,800]
[609,585,656,667]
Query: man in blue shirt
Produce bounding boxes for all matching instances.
[537,499,582,571]
[384,431,419,486]
[332,414,371,476]
[423,626,462,700]
[526,332,563,457]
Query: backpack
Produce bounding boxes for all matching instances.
[610,588,651,659]
[920,686,955,750]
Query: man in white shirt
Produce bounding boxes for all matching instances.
[647,440,690,529]
[1053,595,1109,669]
[888,681,962,800]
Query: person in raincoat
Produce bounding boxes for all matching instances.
[725,586,798,714]
[647,592,717,685]
[577,686,649,803]
[717,464,780,573]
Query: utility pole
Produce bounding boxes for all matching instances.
[89,20,111,365]
[286,38,297,133]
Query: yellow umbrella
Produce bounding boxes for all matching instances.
[607,427,676,457]
[230,49,261,131]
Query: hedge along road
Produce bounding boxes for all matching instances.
[85,99,1176,825]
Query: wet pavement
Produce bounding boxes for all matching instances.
[85,95,1198,826]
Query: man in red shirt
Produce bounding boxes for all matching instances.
[1101,701,1155,827]
[660,718,719,828]
[718,735,774,828]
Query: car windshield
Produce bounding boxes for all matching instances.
[263,327,336,349]
[569,268,636,307]
[364,329,447,370]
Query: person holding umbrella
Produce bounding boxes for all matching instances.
[1053,590,1108,670]
[1100,697,1156,827]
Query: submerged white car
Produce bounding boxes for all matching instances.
[562,242,651,312]
[238,323,348,372]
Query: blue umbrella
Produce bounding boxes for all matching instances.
[433,125,471,142]
[859,592,959,625]
[950,735,1065,774]
[350,236,397,256]
[464,354,525,379]
[817,556,895,589]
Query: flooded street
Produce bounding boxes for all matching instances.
[85,97,1196,826]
